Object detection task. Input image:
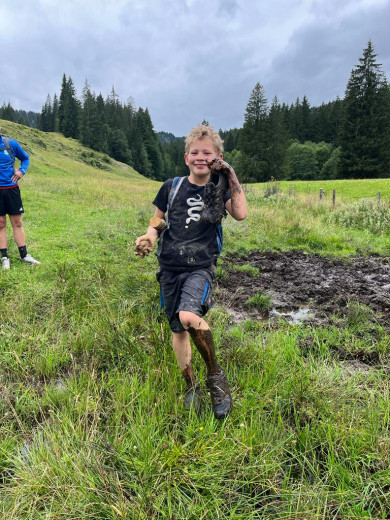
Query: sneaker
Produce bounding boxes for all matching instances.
[184,383,202,415]
[2,257,10,270]
[20,254,41,265]
[206,368,233,419]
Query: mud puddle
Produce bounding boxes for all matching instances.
[217,251,390,326]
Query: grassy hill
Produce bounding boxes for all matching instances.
[0,121,389,519]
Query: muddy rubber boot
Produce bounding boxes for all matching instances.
[184,383,202,415]
[206,368,233,419]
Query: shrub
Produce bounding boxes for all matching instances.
[331,199,390,234]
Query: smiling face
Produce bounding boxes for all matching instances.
[184,137,223,184]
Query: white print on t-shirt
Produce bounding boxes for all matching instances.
[185,194,204,228]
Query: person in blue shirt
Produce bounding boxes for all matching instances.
[0,124,41,269]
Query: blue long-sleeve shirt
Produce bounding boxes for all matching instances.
[0,135,30,188]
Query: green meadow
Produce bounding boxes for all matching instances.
[0,121,389,519]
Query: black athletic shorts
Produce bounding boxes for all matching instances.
[157,265,216,333]
[0,187,24,216]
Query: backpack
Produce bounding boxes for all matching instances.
[0,136,15,164]
[165,176,223,254]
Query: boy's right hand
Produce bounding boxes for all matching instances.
[135,234,157,257]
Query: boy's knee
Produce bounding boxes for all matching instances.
[0,216,6,231]
[179,310,203,330]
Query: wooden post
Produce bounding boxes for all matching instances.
[332,189,336,207]
[377,192,381,204]
[289,186,293,197]
[319,188,323,201]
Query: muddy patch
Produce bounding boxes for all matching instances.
[217,251,390,326]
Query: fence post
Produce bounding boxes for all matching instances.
[377,192,381,204]
[332,189,336,207]
[319,188,323,201]
[289,186,292,197]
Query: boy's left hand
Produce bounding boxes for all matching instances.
[208,158,234,178]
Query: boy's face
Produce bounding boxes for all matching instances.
[184,137,222,180]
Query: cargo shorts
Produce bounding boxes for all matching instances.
[157,265,216,333]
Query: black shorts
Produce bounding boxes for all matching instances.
[0,187,24,216]
[157,265,216,333]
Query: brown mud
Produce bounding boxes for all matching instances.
[217,251,390,327]
[188,327,219,374]
[201,160,229,224]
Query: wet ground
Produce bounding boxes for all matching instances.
[217,251,390,327]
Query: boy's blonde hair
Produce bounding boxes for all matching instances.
[185,124,224,155]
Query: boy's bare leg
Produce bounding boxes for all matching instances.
[172,331,196,386]
[173,331,201,412]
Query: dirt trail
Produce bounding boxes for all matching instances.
[217,251,390,326]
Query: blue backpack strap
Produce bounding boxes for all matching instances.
[216,224,223,253]
[165,176,185,228]
[1,137,15,165]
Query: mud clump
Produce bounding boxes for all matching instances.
[201,160,229,224]
[217,251,390,326]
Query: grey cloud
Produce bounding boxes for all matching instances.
[218,0,240,17]
[265,1,390,105]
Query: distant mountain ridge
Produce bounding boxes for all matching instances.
[157,131,183,143]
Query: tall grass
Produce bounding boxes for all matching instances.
[0,121,389,519]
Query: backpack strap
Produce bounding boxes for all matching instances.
[165,176,185,229]
[0,136,15,165]
[216,223,223,254]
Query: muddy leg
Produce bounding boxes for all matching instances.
[178,311,220,375]
[187,327,219,375]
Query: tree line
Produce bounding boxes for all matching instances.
[39,75,171,180]
[0,102,39,128]
[2,40,389,182]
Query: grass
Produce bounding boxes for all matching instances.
[0,120,389,519]
[246,292,272,311]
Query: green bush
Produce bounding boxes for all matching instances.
[331,199,390,234]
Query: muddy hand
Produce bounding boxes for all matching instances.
[207,158,233,178]
[135,234,157,257]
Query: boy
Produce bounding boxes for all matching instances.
[135,124,247,419]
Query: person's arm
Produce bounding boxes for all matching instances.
[211,159,247,221]
[11,140,30,183]
[135,207,165,257]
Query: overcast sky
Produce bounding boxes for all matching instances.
[1,0,389,136]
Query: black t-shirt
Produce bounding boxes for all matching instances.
[153,177,231,271]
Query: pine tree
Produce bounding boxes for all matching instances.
[238,82,269,181]
[299,96,312,142]
[105,86,123,129]
[80,80,99,149]
[52,94,59,132]
[58,74,80,139]
[95,93,108,153]
[40,94,53,132]
[0,102,16,122]
[340,40,390,178]
[266,96,288,179]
